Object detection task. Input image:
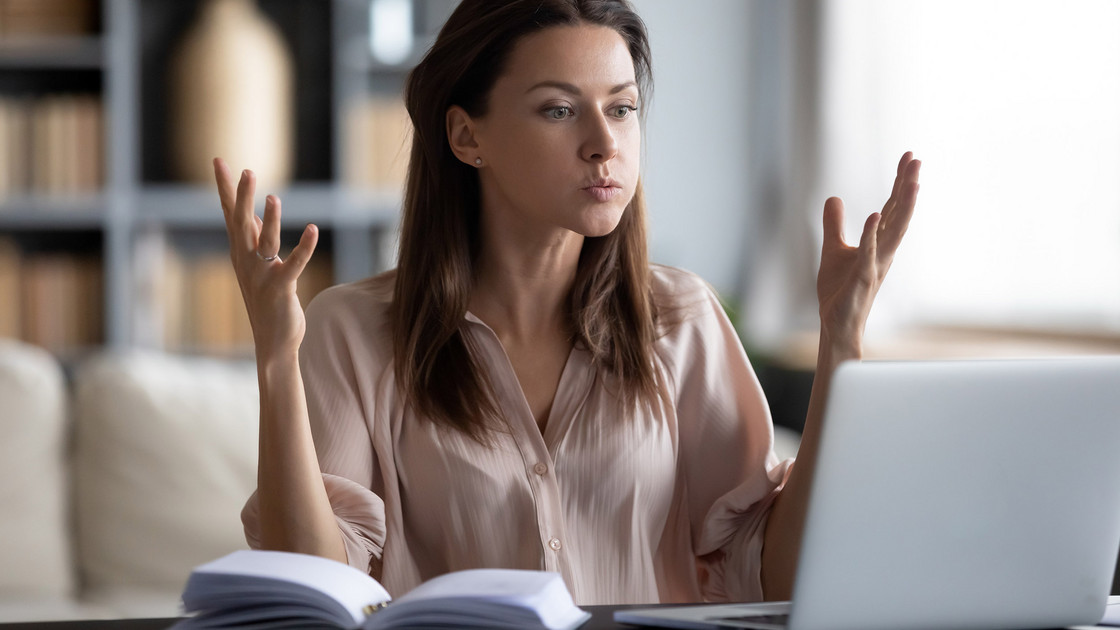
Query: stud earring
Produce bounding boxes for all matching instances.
[474,158,482,166]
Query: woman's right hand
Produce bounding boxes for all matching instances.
[213,158,319,358]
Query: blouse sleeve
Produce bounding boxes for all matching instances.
[241,285,389,577]
[658,272,795,602]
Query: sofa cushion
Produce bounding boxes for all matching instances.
[0,340,73,601]
[72,351,258,597]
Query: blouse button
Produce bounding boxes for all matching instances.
[533,462,548,476]
[548,537,562,551]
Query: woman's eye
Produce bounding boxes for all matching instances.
[545,106,573,120]
[612,105,637,119]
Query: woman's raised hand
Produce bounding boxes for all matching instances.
[213,158,319,358]
[815,151,921,359]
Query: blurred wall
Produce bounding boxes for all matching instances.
[636,0,752,297]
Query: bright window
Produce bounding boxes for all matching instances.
[819,0,1120,334]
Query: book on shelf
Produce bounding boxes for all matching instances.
[173,549,591,630]
[7,247,102,351]
[0,0,99,37]
[297,249,334,309]
[0,96,30,196]
[0,93,102,199]
[344,96,412,191]
[188,254,249,353]
[76,94,101,191]
[30,96,56,194]
[0,237,20,338]
[135,236,335,354]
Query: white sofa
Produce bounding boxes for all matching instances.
[0,340,258,622]
[0,339,802,622]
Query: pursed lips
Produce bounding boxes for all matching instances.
[582,178,622,202]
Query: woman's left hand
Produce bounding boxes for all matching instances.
[816,151,921,359]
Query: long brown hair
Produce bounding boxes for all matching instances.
[394,0,658,440]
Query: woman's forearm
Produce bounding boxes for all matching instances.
[210,161,342,561]
[761,153,920,599]
[760,337,852,600]
[255,350,347,564]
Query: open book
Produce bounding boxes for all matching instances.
[172,549,591,630]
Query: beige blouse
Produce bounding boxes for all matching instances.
[242,265,794,605]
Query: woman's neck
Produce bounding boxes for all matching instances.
[470,226,582,345]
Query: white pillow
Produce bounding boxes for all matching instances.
[0,340,73,600]
[72,351,258,596]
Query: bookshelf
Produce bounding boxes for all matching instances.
[0,0,455,356]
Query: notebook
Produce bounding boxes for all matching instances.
[616,357,1120,630]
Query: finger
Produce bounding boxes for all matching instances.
[906,155,922,184]
[889,151,913,203]
[233,169,259,252]
[882,152,913,220]
[880,153,919,233]
[213,158,237,220]
[215,158,254,256]
[257,195,283,259]
[822,196,847,248]
[280,224,320,282]
[879,161,921,258]
[857,212,881,272]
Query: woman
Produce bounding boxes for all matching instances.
[213,0,920,606]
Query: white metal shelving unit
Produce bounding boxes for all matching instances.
[0,0,459,354]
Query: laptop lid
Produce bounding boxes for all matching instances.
[615,357,1120,630]
[789,357,1120,630]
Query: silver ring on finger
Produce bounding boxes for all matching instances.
[255,250,280,262]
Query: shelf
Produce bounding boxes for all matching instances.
[0,194,108,228]
[0,0,418,354]
[0,36,104,70]
[134,184,400,228]
[137,183,337,227]
[338,187,402,219]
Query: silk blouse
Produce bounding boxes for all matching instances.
[242,264,794,605]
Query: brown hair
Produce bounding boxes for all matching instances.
[394,0,657,440]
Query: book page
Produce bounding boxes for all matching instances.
[368,569,589,630]
[185,550,390,627]
[1099,595,1120,626]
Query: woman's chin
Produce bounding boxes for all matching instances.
[574,207,627,238]
[578,222,623,239]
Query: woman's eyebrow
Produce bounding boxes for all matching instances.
[525,80,638,95]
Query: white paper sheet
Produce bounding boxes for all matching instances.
[1096,595,1120,627]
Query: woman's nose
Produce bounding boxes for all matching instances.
[580,112,619,163]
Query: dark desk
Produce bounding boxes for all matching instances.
[0,605,639,630]
[0,605,1096,630]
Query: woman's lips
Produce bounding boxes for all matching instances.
[583,185,622,202]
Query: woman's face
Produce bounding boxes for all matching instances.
[468,23,641,240]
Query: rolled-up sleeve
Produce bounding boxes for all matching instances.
[658,271,795,602]
[694,461,793,601]
[241,285,390,577]
[241,474,387,574]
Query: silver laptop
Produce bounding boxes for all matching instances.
[616,357,1120,630]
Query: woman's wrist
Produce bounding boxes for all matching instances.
[817,329,862,372]
[256,347,301,382]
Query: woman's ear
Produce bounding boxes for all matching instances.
[446,105,481,167]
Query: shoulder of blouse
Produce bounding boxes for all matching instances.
[648,264,732,393]
[650,263,722,332]
[305,268,395,317]
[303,268,398,364]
